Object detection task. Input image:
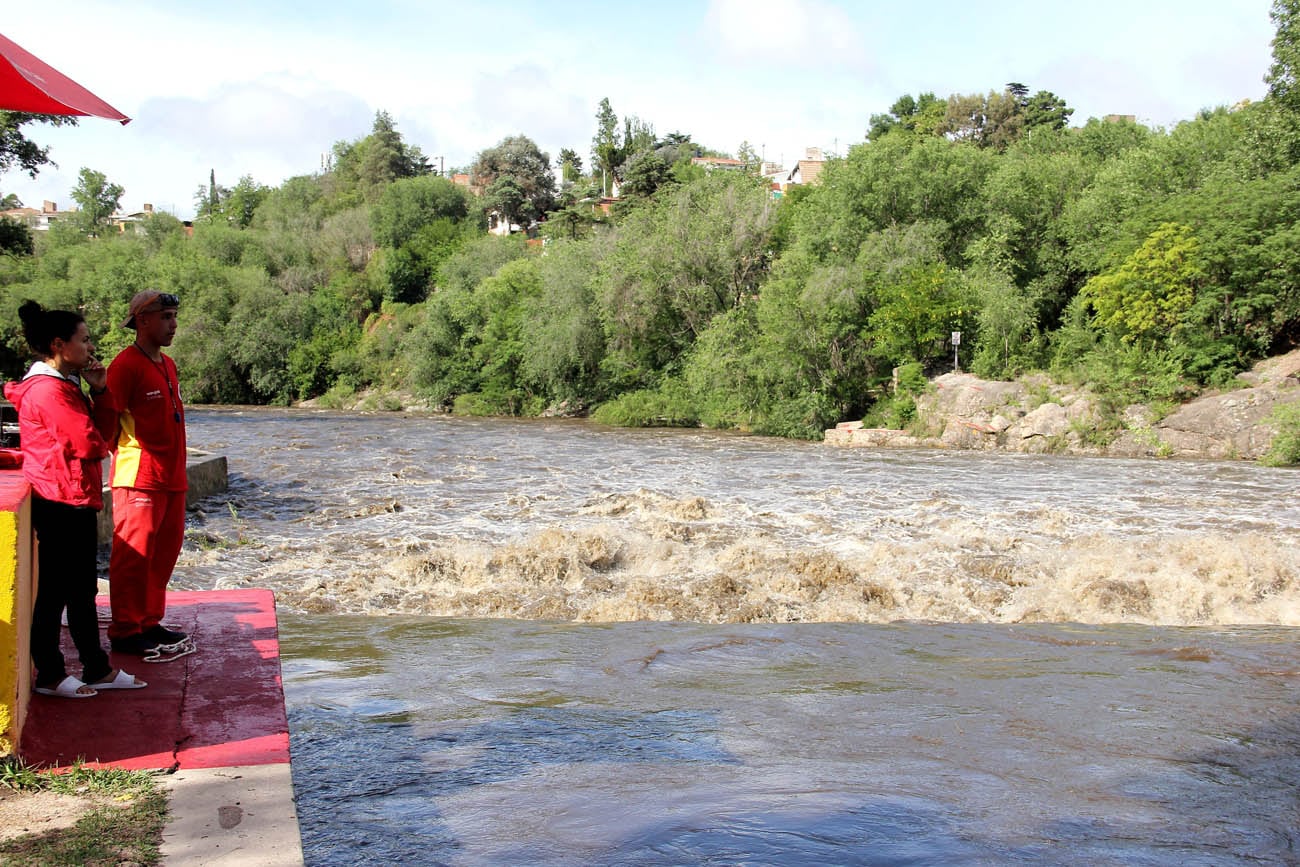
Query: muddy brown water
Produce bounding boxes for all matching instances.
[178,408,1300,865]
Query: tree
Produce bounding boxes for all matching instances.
[471,135,556,227]
[557,148,583,184]
[931,85,1074,150]
[0,112,78,178]
[1022,90,1074,133]
[370,175,470,248]
[867,93,944,141]
[1081,222,1203,347]
[193,169,231,222]
[619,150,671,198]
[521,239,607,402]
[1267,0,1300,114]
[0,217,34,256]
[866,262,970,367]
[330,110,431,205]
[70,167,124,237]
[592,98,622,194]
[226,176,270,228]
[596,171,778,385]
[483,176,527,232]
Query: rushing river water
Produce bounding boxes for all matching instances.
[178,407,1300,865]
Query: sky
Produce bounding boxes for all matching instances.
[1,0,1280,220]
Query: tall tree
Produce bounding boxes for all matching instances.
[70,167,124,237]
[592,98,622,194]
[471,135,556,228]
[868,92,944,141]
[331,110,431,205]
[1022,90,1074,133]
[557,147,583,184]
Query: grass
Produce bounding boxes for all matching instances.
[0,758,167,866]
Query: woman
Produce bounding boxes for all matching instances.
[4,301,145,698]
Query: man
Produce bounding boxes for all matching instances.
[106,290,192,658]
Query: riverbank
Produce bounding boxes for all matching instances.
[825,348,1300,461]
[299,352,1300,462]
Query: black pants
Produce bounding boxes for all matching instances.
[30,496,110,687]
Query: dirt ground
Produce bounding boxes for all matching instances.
[0,787,96,841]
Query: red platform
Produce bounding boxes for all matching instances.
[20,589,290,771]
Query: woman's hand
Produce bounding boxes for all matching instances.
[83,356,107,393]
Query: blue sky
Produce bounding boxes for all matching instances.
[2,0,1278,219]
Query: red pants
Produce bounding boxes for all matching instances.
[108,488,186,639]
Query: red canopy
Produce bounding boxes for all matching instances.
[0,32,130,124]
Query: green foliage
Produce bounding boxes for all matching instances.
[0,216,34,256]
[968,265,1040,378]
[866,261,970,368]
[1261,398,1300,466]
[70,167,124,237]
[619,150,672,198]
[407,255,541,411]
[520,239,606,402]
[371,175,469,248]
[1081,222,1203,346]
[471,134,556,228]
[330,110,431,206]
[590,383,698,427]
[1267,0,1300,115]
[596,171,777,388]
[3,65,1300,442]
[861,362,928,429]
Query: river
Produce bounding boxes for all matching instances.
[178,407,1300,865]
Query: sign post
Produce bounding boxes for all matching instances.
[951,331,961,373]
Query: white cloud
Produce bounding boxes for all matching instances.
[704,0,869,71]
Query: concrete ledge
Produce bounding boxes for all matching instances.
[161,764,304,866]
[97,449,229,545]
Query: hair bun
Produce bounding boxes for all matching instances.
[17,300,44,326]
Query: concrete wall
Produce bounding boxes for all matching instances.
[97,450,229,545]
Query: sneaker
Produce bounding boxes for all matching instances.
[110,633,162,656]
[145,625,188,645]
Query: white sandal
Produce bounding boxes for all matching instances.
[35,675,96,698]
[90,669,147,690]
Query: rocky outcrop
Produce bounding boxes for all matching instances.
[825,349,1300,461]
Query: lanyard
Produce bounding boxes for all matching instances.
[133,344,182,423]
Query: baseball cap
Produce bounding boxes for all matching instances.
[122,290,179,330]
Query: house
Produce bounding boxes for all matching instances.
[690,156,747,171]
[784,147,826,187]
[111,203,155,233]
[0,200,72,231]
[487,212,522,236]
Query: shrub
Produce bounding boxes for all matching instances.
[1261,400,1300,467]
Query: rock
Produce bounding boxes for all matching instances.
[825,347,1300,461]
[1013,402,1069,440]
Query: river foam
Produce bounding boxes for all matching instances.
[183,485,1300,627]
[174,408,1300,628]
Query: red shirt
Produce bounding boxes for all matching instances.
[107,345,187,491]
